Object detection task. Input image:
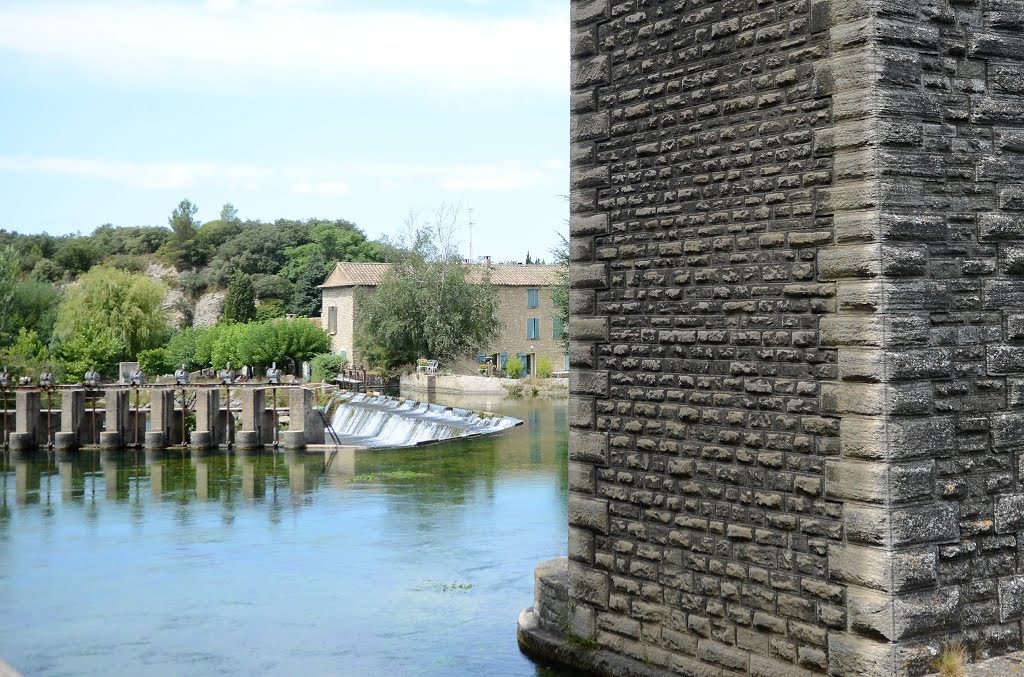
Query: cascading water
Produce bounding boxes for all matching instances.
[326,392,521,448]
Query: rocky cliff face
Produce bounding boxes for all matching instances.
[144,262,224,329]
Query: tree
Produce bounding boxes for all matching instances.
[356,206,500,369]
[550,232,569,350]
[52,267,169,373]
[169,199,199,241]
[223,271,257,323]
[289,252,328,317]
[161,199,208,269]
[220,203,239,223]
[0,246,19,344]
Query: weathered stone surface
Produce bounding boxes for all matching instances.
[524,1,1024,675]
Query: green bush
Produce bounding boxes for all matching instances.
[255,299,286,322]
[310,352,347,383]
[504,355,523,379]
[137,347,173,376]
[105,254,146,273]
[536,356,553,379]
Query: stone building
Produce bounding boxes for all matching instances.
[320,261,567,374]
[518,0,1024,676]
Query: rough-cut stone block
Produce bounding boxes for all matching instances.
[993,413,1024,449]
[988,346,1024,376]
[569,370,608,398]
[568,430,608,464]
[828,632,896,677]
[999,576,1024,622]
[829,544,936,593]
[995,494,1024,534]
[568,495,608,535]
[569,263,608,289]
[570,317,608,342]
[568,560,608,608]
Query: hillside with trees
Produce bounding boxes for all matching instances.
[0,199,386,380]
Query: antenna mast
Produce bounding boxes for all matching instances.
[468,207,475,261]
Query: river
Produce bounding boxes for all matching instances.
[0,395,570,676]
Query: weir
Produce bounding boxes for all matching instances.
[0,385,520,453]
[0,384,314,453]
[327,392,522,448]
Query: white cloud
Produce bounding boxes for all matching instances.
[0,155,271,190]
[0,154,565,195]
[0,2,568,94]
[291,180,350,195]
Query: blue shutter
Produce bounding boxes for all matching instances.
[527,318,539,339]
[499,352,508,369]
[527,288,539,308]
[517,352,529,378]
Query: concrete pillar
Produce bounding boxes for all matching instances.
[55,389,87,452]
[146,389,177,449]
[237,388,266,449]
[9,390,40,452]
[281,388,323,450]
[99,389,130,449]
[190,388,221,450]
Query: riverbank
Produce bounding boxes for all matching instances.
[400,372,568,399]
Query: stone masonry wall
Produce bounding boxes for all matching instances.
[819,0,1024,674]
[562,0,1024,676]
[568,0,842,674]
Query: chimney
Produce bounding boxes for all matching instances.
[483,256,492,268]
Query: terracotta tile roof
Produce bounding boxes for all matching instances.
[321,262,561,288]
[320,263,390,288]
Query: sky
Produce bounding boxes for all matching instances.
[0,0,570,263]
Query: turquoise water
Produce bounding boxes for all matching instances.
[0,397,569,676]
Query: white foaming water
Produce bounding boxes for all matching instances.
[327,393,521,448]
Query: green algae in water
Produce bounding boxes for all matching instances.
[349,470,433,483]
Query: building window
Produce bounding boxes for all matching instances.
[553,316,565,340]
[328,306,338,334]
[527,317,539,339]
[527,288,539,308]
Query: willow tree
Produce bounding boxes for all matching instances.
[53,266,168,376]
[356,206,500,369]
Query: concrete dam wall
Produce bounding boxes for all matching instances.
[520,0,1024,675]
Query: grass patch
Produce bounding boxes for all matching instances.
[932,642,967,677]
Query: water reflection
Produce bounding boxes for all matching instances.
[0,396,570,677]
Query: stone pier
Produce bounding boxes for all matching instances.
[54,389,86,452]
[145,389,178,449]
[237,388,267,450]
[519,1,1024,676]
[99,389,129,449]
[280,388,323,450]
[190,388,222,450]
[8,391,39,452]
